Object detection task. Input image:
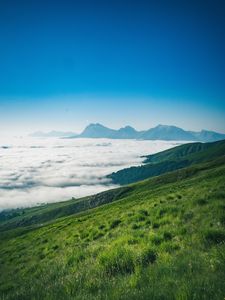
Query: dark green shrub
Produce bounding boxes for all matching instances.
[132,223,140,230]
[163,231,173,241]
[196,198,208,205]
[158,208,166,217]
[127,212,134,217]
[152,222,160,229]
[134,214,146,222]
[93,232,104,240]
[145,220,151,226]
[138,248,157,266]
[110,219,121,229]
[52,245,59,250]
[151,235,163,245]
[205,229,225,244]
[180,227,187,235]
[138,209,149,216]
[167,195,174,200]
[98,224,105,230]
[39,253,45,260]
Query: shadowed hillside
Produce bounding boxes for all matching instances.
[108,139,225,185]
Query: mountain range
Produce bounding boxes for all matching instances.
[30,130,77,138]
[75,123,225,142]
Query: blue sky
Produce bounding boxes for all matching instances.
[0,0,225,135]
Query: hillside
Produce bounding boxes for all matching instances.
[108,139,225,185]
[1,157,225,299]
[0,186,133,233]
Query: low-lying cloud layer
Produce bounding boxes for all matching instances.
[0,137,181,210]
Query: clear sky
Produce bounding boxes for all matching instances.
[0,0,225,135]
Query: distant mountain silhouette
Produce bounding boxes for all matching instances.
[139,125,195,141]
[30,131,77,138]
[79,123,139,139]
[76,123,225,142]
[190,130,225,142]
[79,123,116,138]
[117,126,139,139]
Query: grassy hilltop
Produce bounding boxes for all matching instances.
[108,139,225,185]
[0,141,225,299]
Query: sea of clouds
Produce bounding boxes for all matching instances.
[0,137,183,210]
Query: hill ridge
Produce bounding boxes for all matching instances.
[75,123,225,142]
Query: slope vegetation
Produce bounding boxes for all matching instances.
[1,156,225,299]
[108,139,225,185]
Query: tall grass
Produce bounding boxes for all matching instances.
[1,159,225,299]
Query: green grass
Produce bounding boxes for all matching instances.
[0,157,225,299]
[0,186,133,232]
[108,139,225,185]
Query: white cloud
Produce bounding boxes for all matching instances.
[0,137,182,210]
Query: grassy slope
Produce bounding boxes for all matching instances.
[1,140,224,231]
[0,186,133,234]
[144,140,225,163]
[108,139,225,185]
[0,157,225,299]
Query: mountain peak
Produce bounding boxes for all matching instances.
[76,123,225,142]
[119,125,136,131]
[87,123,105,128]
[156,124,180,130]
[80,123,115,138]
[141,124,195,141]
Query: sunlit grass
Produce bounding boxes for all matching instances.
[0,158,225,299]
